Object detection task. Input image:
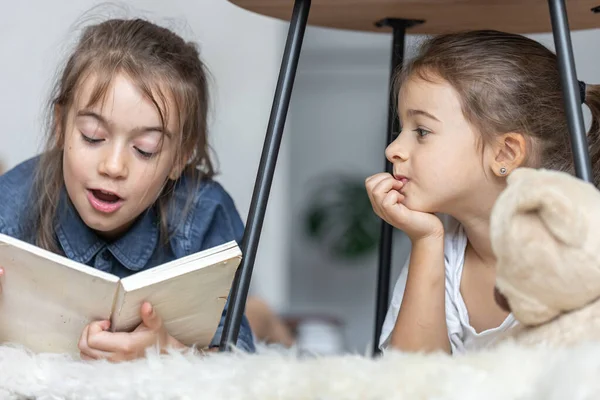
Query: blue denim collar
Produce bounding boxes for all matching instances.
[54,189,159,271]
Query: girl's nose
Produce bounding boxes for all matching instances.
[385,136,408,163]
[98,146,128,179]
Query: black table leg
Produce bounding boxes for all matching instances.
[548,0,592,182]
[372,18,423,356]
[219,0,311,351]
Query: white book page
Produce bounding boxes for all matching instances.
[0,234,119,355]
[113,247,241,348]
[120,241,239,290]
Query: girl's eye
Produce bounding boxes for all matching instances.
[81,133,103,144]
[135,147,156,159]
[414,128,431,137]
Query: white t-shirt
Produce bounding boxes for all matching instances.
[379,215,518,354]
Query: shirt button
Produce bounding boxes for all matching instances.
[102,251,110,261]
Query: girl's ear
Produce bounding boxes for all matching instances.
[490,132,527,177]
[168,166,182,181]
[168,153,190,181]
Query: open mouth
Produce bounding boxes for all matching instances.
[91,189,122,203]
[87,189,124,214]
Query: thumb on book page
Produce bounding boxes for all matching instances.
[140,301,163,331]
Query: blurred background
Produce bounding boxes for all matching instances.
[1,0,599,355]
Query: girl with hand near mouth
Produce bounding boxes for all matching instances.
[366,30,600,355]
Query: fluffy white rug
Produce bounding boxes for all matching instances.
[1,341,600,399]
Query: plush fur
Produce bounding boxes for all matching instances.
[491,168,600,346]
[505,298,600,347]
[1,341,600,399]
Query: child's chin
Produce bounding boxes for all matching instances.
[402,198,436,214]
[80,214,124,236]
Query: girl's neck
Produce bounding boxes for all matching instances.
[447,183,506,267]
[450,202,497,267]
[460,216,495,266]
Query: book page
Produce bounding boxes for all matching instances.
[120,241,239,289]
[112,245,241,348]
[0,234,120,356]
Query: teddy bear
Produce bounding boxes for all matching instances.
[490,167,600,346]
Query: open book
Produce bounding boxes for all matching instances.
[0,233,242,356]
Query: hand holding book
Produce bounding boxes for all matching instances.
[78,301,187,362]
[0,235,242,357]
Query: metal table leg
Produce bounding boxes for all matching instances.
[548,0,592,182]
[372,18,423,357]
[219,0,312,351]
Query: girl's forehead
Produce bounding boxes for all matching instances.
[72,72,179,131]
[398,75,463,118]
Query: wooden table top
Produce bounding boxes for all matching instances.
[228,0,600,34]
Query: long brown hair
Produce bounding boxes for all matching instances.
[32,18,214,253]
[394,30,600,185]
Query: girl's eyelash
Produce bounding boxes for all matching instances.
[81,133,103,143]
[80,131,157,159]
[135,147,156,159]
[413,127,431,137]
[81,133,156,159]
[394,126,431,138]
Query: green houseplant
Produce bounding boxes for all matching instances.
[302,174,380,260]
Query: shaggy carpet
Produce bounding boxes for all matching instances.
[1,341,599,399]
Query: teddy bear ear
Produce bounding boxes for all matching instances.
[506,167,538,185]
[509,170,586,247]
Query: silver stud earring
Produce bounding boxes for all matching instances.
[499,167,507,175]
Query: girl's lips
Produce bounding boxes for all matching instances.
[394,175,409,184]
[87,190,124,214]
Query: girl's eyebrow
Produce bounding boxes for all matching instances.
[76,109,172,138]
[407,109,441,122]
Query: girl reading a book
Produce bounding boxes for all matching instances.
[0,18,255,360]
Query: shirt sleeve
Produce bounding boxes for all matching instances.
[209,300,256,352]
[378,251,463,353]
[380,215,468,354]
[444,269,465,354]
[378,256,410,350]
[441,214,467,354]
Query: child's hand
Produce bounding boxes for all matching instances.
[78,302,186,362]
[366,173,444,241]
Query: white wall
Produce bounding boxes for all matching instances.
[288,24,600,353]
[0,0,291,311]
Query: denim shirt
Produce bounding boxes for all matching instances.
[0,157,255,352]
